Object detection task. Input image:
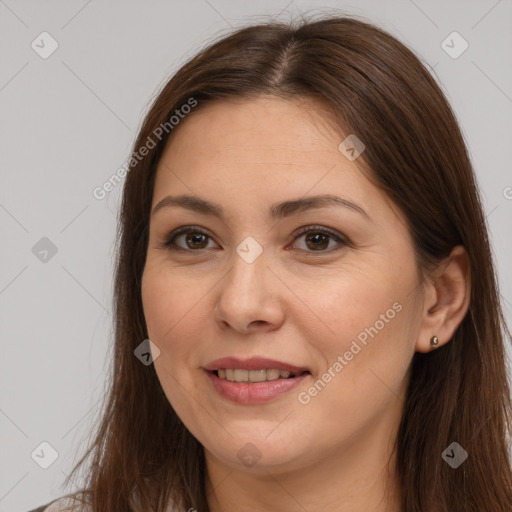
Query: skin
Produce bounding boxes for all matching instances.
[141,95,471,512]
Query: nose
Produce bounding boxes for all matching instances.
[214,247,285,334]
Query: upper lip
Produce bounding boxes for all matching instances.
[204,356,309,373]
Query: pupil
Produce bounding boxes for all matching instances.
[187,233,207,249]
[183,232,330,250]
[306,232,328,250]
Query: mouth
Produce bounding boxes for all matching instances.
[211,368,310,382]
[204,357,311,404]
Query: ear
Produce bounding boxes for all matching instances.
[415,245,471,353]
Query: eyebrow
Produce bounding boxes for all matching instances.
[151,193,371,221]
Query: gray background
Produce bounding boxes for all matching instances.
[1,1,511,511]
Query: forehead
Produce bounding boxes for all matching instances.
[151,95,400,230]
[160,95,344,163]
[155,95,358,185]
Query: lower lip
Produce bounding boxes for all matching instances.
[206,370,310,404]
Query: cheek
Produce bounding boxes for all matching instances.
[141,263,204,342]
[296,284,412,437]
[141,265,208,423]
[141,262,216,400]
[301,259,416,386]
[141,268,171,342]
[298,266,397,351]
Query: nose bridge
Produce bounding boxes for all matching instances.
[214,236,283,331]
[226,236,268,297]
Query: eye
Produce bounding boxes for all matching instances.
[162,225,349,254]
[290,225,349,253]
[162,226,218,251]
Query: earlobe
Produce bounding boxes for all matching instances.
[415,245,471,353]
[430,335,439,349]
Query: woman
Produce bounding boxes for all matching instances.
[29,14,512,512]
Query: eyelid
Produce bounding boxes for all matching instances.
[161,224,351,252]
[292,225,349,245]
[162,225,218,250]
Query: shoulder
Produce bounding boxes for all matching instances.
[27,496,92,512]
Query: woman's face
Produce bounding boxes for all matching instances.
[141,95,426,474]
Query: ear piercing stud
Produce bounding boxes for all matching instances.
[430,335,439,349]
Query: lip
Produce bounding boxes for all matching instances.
[205,370,310,404]
[203,356,311,404]
[204,356,309,373]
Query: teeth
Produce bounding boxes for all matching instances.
[234,369,248,382]
[248,369,267,382]
[266,369,280,381]
[216,368,299,382]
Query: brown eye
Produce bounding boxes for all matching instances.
[163,226,218,251]
[162,225,349,254]
[291,226,349,253]
[183,232,209,249]
[304,232,330,251]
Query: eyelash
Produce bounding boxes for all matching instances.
[161,224,350,254]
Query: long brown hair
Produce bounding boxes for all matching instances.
[61,13,512,512]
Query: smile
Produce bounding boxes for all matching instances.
[206,369,310,404]
[214,368,308,382]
